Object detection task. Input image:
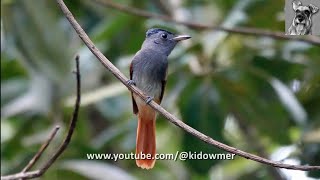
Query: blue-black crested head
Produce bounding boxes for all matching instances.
[142,28,191,56]
[146,28,174,37]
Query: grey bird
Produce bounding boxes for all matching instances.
[129,28,191,169]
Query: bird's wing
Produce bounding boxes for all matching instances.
[130,62,138,114]
[159,68,168,103]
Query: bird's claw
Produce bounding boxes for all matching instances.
[127,80,136,86]
[146,96,154,104]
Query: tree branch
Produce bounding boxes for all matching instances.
[1,55,82,180]
[233,112,285,180]
[54,0,320,171]
[92,0,320,46]
[20,126,60,174]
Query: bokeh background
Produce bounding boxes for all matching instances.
[1,0,319,179]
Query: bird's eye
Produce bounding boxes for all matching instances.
[161,33,167,39]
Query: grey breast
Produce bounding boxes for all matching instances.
[132,49,168,97]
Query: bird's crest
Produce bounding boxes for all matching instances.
[146,28,174,37]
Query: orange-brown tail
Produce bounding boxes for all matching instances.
[136,107,156,169]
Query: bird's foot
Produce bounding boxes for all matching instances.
[127,80,136,86]
[146,96,154,104]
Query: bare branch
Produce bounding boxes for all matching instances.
[21,126,60,173]
[55,0,320,171]
[233,113,285,180]
[1,127,60,180]
[92,0,320,46]
[1,55,82,180]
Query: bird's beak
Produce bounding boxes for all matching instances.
[171,35,191,42]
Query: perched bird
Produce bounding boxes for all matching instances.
[128,28,191,169]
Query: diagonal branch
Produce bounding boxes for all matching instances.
[93,0,320,46]
[233,112,285,180]
[1,55,82,180]
[20,126,60,174]
[55,0,320,171]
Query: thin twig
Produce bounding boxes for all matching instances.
[93,0,320,46]
[21,126,60,173]
[55,0,320,171]
[1,56,81,180]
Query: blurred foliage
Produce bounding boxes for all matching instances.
[1,0,320,180]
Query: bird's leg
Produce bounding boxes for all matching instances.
[146,96,154,104]
[127,80,136,86]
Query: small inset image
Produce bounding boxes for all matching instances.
[285,0,319,35]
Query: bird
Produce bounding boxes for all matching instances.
[128,28,191,169]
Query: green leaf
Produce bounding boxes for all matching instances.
[213,68,292,144]
[2,0,73,84]
[251,56,305,83]
[1,56,27,80]
[178,77,227,173]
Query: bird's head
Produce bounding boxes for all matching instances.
[142,28,191,56]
